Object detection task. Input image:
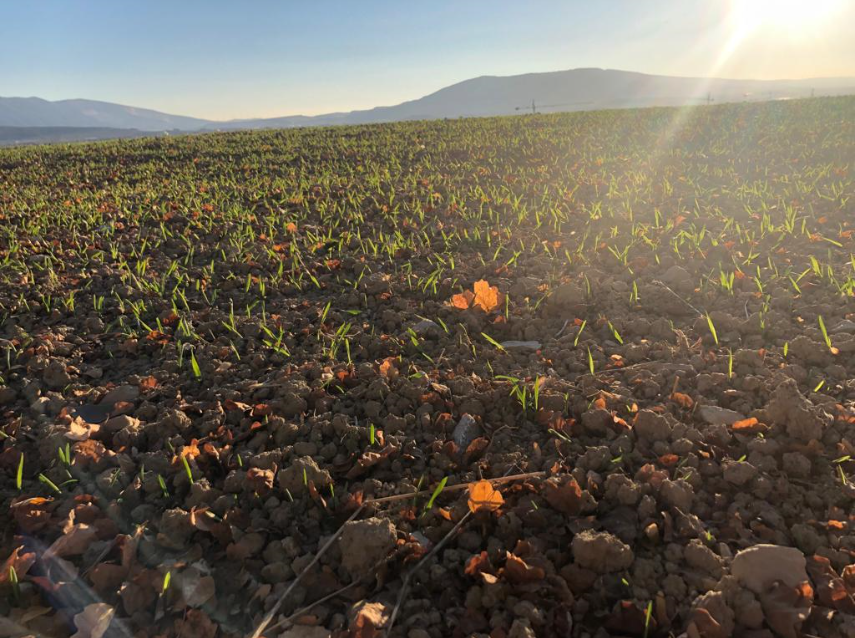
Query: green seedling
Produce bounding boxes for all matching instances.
[481,332,506,353]
[158,474,169,498]
[643,600,653,638]
[818,315,835,352]
[38,473,61,494]
[706,312,719,346]
[190,350,202,378]
[181,456,194,484]
[424,476,448,513]
[16,453,23,491]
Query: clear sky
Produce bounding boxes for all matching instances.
[2,0,853,121]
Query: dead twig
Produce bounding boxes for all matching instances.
[247,471,545,638]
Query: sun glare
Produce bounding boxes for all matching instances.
[731,0,842,37]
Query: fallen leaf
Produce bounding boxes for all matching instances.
[11,497,52,532]
[464,551,492,577]
[67,416,100,441]
[177,564,216,608]
[731,417,768,434]
[350,601,390,638]
[378,357,399,380]
[139,376,158,391]
[0,546,37,584]
[503,552,545,583]
[45,523,97,559]
[671,392,694,408]
[72,603,115,638]
[472,279,502,313]
[760,580,813,638]
[806,555,855,613]
[450,290,475,309]
[88,563,128,594]
[467,480,504,514]
[543,476,583,515]
[174,609,217,638]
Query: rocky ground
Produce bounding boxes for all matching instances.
[1,97,855,638]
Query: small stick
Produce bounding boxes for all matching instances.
[385,510,473,635]
[248,505,365,638]
[247,471,544,638]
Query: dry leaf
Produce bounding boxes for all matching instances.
[731,417,767,434]
[378,357,399,379]
[45,523,97,559]
[472,279,502,312]
[174,609,218,638]
[671,392,694,408]
[503,552,545,583]
[760,580,813,638]
[138,375,158,391]
[451,290,474,309]
[464,551,492,577]
[467,480,504,514]
[177,564,216,608]
[11,497,52,533]
[543,476,583,515]
[67,416,100,442]
[0,546,37,584]
[72,603,115,638]
[350,601,390,638]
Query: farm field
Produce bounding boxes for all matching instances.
[1,96,855,638]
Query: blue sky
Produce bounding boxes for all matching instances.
[2,0,853,120]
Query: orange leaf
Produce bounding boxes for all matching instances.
[451,290,474,309]
[731,417,767,434]
[473,280,502,313]
[467,480,504,514]
[670,392,694,408]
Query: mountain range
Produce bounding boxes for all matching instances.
[3,68,855,144]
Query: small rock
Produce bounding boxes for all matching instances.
[339,517,397,579]
[549,282,586,308]
[765,378,830,442]
[500,340,542,350]
[103,414,141,435]
[452,414,481,450]
[698,405,745,426]
[0,386,17,405]
[831,319,855,334]
[685,539,724,576]
[781,453,811,478]
[101,385,140,405]
[411,319,440,336]
[277,456,332,493]
[43,360,72,389]
[279,626,332,638]
[634,410,672,442]
[661,265,693,292]
[722,460,758,486]
[572,530,634,573]
[730,544,807,594]
[659,479,694,511]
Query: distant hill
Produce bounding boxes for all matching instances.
[0,126,160,147]
[0,97,210,131]
[2,69,855,142]
[206,69,855,130]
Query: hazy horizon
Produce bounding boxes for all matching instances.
[3,0,854,120]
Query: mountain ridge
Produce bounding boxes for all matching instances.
[3,68,855,143]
